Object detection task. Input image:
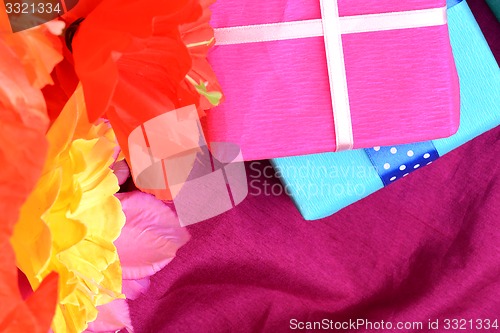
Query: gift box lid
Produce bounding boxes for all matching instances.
[205,0,460,160]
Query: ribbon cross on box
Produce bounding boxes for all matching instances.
[210,0,453,157]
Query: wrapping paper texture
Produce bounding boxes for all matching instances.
[206,0,459,160]
[271,0,500,220]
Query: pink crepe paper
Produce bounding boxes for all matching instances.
[205,0,460,160]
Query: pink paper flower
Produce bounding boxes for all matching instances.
[86,191,190,333]
[112,159,131,186]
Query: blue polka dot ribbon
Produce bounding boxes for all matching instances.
[363,0,459,187]
[364,142,440,186]
[447,0,463,9]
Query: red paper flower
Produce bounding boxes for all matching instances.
[0,13,61,332]
[65,0,221,168]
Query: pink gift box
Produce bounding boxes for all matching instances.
[204,0,460,160]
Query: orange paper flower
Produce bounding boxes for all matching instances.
[0,12,62,333]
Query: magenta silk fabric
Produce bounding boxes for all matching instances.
[128,2,499,332]
[130,126,499,333]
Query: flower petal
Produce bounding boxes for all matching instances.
[112,159,131,186]
[24,273,59,331]
[115,191,190,280]
[122,277,150,300]
[0,31,58,333]
[11,86,126,333]
[85,299,132,333]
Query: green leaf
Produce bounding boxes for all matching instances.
[195,81,222,106]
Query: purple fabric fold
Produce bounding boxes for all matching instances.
[129,125,499,332]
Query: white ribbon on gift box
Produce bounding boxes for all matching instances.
[213,2,448,151]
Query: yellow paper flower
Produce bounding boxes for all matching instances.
[11,85,125,333]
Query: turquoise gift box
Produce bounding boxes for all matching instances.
[271,0,500,221]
